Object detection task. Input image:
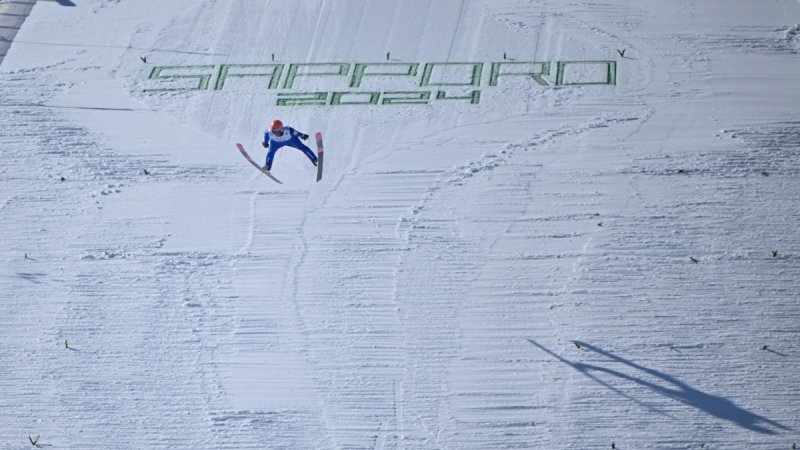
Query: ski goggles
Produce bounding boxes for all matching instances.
[272,129,284,135]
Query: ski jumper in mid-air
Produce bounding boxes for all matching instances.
[262,119,317,171]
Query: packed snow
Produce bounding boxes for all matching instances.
[1,0,799,448]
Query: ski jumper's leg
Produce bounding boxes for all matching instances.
[289,137,318,164]
[265,141,288,168]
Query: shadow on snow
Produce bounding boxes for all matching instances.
[527,339,790,435]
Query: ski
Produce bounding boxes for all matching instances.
[236,143,282,184]
[315,132,324,182]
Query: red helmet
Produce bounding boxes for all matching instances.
[270,119,284,131]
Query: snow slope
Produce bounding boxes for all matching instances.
[1,0,799,448]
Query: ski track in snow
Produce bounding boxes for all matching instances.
[0,72,227,448]
[2,0,800,449]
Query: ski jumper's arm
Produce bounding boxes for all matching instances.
[262,131,270,148]
[285,127,309,140]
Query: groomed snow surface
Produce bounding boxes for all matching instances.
[1,0,799,448]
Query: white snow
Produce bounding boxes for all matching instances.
[1,0,799,448]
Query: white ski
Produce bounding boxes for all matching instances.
[236,143,282,184]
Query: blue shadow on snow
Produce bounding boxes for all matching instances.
[527,339,790,435]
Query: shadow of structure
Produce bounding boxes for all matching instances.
[1,0,77,65]
[528,339,791,435]
[0,0,35,65]
[0,102,145,111]
[764,347,788,357]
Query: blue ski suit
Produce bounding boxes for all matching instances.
[262,126,317,170]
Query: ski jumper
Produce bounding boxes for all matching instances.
[263,126,317,169]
